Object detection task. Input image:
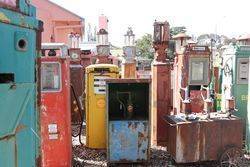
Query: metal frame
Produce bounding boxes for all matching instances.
[41,62,62,93]
[236,58,249,84]
[106,79,151,164]
[188,57,210,85]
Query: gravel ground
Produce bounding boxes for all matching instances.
[72,125,250,167]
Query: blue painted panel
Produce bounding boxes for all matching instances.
[0,137,15,167]
[0,1,40,166]
[108,121,149,162]
[0,84,33,137]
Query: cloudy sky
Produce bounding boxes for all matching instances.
[51,0,250,46]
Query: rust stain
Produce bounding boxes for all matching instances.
[36,155,41,167]
[0,134,15,141]
[15,138,17,167]
[15,124,27,134]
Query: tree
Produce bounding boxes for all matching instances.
[136,34,154,59]
[170,26,187,37]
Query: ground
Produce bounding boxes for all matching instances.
[72,125,250,167]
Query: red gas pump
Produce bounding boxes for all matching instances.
[40,43,71,167]
[172,40,211,114]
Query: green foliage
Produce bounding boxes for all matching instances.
[136,34,154,59]
[170,26,187,37]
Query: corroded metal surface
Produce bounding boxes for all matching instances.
[108,121,150,163]
[70,64,84,124]
[40,56,72,166]
[165,115,243,163]
[151,63,171,146]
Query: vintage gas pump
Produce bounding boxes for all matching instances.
[85,64,119,148]
[69,48,84,124]
[40,43,72,166]
[221,41,249,151]
[221,43,249,118]
[121,27,137,78]
[151,20,171,145]
[0,1,42,166]
[172,35,212,115]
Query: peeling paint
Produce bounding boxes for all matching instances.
[0,12,10,23]
[108,121,149,163]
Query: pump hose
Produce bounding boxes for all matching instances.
[70,84,84,145]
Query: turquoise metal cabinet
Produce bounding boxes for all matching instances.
[0,0,42,166]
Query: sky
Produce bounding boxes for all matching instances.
[51,0,250,46]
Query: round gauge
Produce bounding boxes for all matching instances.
[97,46,110,55]
[71,53,79,59]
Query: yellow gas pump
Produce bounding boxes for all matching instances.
[85,64,119,148]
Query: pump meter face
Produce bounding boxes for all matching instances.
[70,52,79,59]
[189,57,209,85]
[41,63,61,92]
[97,45,110,55]
[237,58,249,84]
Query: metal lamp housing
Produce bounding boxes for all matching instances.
[97,29,109,46]
[153,21,170,44]
[124,27,135,46]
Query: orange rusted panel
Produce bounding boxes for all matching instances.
[40,56,72,167]
[151,63,171,146]
[121,62,137,79]
[190,90,206,113]
[165,115,243,163]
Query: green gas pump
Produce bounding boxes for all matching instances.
[221,44,249,151]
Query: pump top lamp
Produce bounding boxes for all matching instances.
[122,27,137,78]
[124,27,135,46]
[153,21,170,62]
[96,28,110,64]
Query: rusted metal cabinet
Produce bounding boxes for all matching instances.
[40,44,72,166]
[165,114,243,164]
[106,79,151,163]
[0,1,42,166]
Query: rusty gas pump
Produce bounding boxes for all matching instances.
[40,43,72,167]
[151,20,171,146]
[172,35,212,114]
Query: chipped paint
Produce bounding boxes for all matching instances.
[165,115,243,163]
[108,121,149,163]
[0,12,10,23]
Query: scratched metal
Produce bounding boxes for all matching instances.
[165,115,243,164]
[108,121,149,163]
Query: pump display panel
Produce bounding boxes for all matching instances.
[188,57,209,85]
[41,62,61,92]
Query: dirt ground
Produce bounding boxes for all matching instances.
[72,125,250,167]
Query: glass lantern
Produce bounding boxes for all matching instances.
[97,29,109,45]
[153,21,170,44]
[124,27,135,46]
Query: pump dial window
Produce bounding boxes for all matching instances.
[41,63,61,92]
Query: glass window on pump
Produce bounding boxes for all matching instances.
[0,0,17,7]
[41,63,61,92]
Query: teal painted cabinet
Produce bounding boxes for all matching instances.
[0,0,42,166]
